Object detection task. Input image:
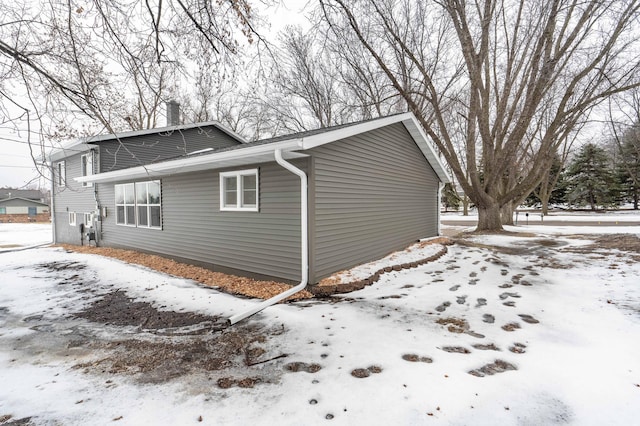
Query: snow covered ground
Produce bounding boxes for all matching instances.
[1,221,639,425]
[0,223,52,252]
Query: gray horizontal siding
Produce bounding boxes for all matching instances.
[98,160,306,282]
[310,122,439,281]
[98,126,242,172]
[53,151,99,244]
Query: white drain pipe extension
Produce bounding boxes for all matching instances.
[437,182,444,236]
[228,149,308,325]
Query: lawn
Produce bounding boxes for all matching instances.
[0,222,639,425]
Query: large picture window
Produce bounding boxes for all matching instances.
[81,153,94,187]
[220,169,259,212]
[115,180,161,228]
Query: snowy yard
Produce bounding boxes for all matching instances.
[1,222,639,425]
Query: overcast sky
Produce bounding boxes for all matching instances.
[0,0,309,191]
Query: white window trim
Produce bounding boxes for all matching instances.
[115,180,162,229]
[219,169,259,212]
[81,153,94,187]
[69,211,76,226]
[56,161,66,188]
[115,183,136,227]
[135,181,162,229]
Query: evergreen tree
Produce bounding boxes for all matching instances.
[441,183,461,212]
[616,128,640,209]
[565,144,617,210]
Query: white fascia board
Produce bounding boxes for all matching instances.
[75,140,303,184]
[401,116,452,184]
[299,113,414,150]
[297,112,451,184]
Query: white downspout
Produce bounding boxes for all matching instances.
[227,149,308,325]
[437,182,444,236]
[50,162,57,244]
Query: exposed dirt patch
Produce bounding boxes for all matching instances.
[74,290,225,333]
[58,244,313,301]
[74,320,281,384]
[569,234,640,254]
[509,343,527,354]
[64,290,286,384]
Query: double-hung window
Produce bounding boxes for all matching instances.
[81,153,94,187]
[220,169,259,212]
[135,181,162,228]
[115,180,161,228]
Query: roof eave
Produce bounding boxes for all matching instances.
[75,140,304,184]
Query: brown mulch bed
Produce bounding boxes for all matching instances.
[57,244,313,301]
[59,237,453,300]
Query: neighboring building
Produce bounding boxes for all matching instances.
[0,197,50,222]
[48,112,450,285]
[0,189,46,202]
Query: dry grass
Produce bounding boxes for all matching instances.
[58,244,313,301]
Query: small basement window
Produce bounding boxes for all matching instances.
[69,212,76,226]
[220,169,259,212]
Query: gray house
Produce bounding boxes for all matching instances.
[49,113,450,288]
[0,197,49,217]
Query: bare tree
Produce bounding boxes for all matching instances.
[319,0,640,231]
[0,0,271,161]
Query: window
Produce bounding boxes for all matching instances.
[84,213,94,227]
[115,180,161,229]
[0,207,6,215]
[220,169,259,212]
[81,153,94,187]
[69,212,76,226]
[56,161,66,188]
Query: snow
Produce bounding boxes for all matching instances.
[0,223,52,251]
[326,238,445,284]
[1,220,640,425]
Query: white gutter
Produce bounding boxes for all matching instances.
[228,149,308,325]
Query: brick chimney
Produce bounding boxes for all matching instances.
[166,100,181,126]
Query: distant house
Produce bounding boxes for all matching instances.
[48,112,450,285]
[0,197,50,222]
[0,189,46,202]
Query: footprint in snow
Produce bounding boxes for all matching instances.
[469,272,478,277]
[476,298,487,308]
[468,360,517,377]
[509,343,526,354]
[503,301,516,307]
[449,285,460,292]
[499,292,521,300]
[456,295,467,305]
[518,314,540,324]
[482,314,495,324]
[472,343,500,351]
[441,346,471,354]
[435,301,451,312]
